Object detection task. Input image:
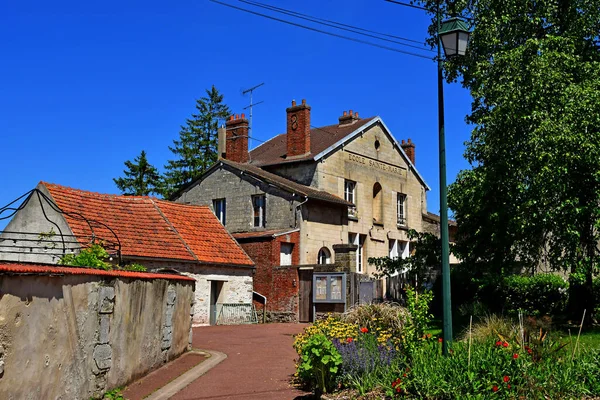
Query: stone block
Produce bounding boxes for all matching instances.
[166,289,176,305]
[93,344,112,371]
[99,315,110,344]
[99,286,115,314]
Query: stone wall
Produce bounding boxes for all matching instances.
[176,164,299,234]
[0,266,194,399]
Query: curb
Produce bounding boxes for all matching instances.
[144,349,227,400]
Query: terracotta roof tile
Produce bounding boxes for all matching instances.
[42,183,254,266]
[0,262,195,281]
[249,117,377,167]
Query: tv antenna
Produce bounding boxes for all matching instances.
[242,82,264,140]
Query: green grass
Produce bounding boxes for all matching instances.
[556,326,600,350]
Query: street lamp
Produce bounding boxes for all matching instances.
[436,10,471,355]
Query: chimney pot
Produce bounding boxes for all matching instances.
[229,115,234,121]
[343,111,347,116]
[301,99,306,105]
[292,100,296,107]
[355,111,359,118]
[349,110,353,116]
[241,113,245,119]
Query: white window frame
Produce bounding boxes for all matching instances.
[344,180,356,204]
[252,195,266,228]
[280,243,293,266]
[349,233,365,273]
[212,198,226,225]
[397,193,407,226]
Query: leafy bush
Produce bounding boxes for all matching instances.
[403,287,433,354]
[60,244,111,270]
[296,333,342,395]
[294,316,358,355]
[122,263,147,272]
[500,274,568,316]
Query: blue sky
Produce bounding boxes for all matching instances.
[1,0,472,230]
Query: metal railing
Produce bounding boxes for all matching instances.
[216,303,258,325]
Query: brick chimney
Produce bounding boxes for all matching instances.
[401,138,416,165]
[224,114,249,163]
[286,99,311,157]
[338,110,360,126]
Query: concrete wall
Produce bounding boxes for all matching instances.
[0,269,194,399]
[0,184,79,264]
[176,165,300,234]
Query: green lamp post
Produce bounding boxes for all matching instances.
[436,10,471,355]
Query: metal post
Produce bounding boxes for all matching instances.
[437,0,453,355]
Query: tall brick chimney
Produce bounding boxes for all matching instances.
[286,99,311,157]
[224,114,249,163]
[338,110,360,126]
[401,138,416,165]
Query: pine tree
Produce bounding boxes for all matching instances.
[113,150,161,196]
[162,86,231,198]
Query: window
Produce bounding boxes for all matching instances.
[345,180,357,218]
[397,193,407,226]
[389,240,410,260]
[349,233,365,273]
[212,198,226,225]
[280,243,293,266]
[373,182,383,224]
[252,195,266,227]
[317,247,332,264]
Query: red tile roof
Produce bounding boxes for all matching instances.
[249,117,377,167]
[42,183,254,267]
[0,262,195,281]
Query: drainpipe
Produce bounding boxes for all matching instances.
[294,196,309,228]
[253,291,267,323]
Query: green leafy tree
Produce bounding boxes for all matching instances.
[113,150,161,196]
[416,0,600,320]
[369,229,441,291]
[162,86,231,198]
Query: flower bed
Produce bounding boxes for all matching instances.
[293,292,600,399]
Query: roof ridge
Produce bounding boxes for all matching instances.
[42,182,155,201]
[151,199,199,262]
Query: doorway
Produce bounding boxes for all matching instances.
[298,269,314,322]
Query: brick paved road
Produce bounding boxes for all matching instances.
[172,323,312,400]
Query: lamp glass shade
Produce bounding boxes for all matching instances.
[439,17,471,57]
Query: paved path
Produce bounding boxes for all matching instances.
[172,323,312,400]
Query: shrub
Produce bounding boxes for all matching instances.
[122,263,147,272]
[296,333,342,395]
[341,302,407,346]
[60,244,111,270]
[500,274,568,316]
[294,316,358,355]
[403,287,433,354]
[461,314,519,343]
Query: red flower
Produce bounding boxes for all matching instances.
[513,353,519,359]
[360,327,368,333]
[392,378,402,387]
[438,337,443,343]
[403,373,407,378]
[503,376,510,383]
[495,340,502,347]
[502,341,509,348]
[492,385,499,392]
[396,387,402,393]
[527,348,533,354]
[507,384,511,389]
[346,337,353,343]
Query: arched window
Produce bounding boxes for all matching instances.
[372,182,383,224]
[317,247,332,265]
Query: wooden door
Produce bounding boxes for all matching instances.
[298,269,313,322]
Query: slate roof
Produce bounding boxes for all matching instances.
[217,159,353,206]
[42,182,254,266]
[249,117,377,167]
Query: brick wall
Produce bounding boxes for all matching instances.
[238,231,300,321]
[286,99,311,157]
[225,114,249,163]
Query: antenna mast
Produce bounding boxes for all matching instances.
[242,82,264,140]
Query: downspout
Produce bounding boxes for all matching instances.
[294,196,309,228]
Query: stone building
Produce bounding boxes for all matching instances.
[175,99,433,322]
[0,182,255,326]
